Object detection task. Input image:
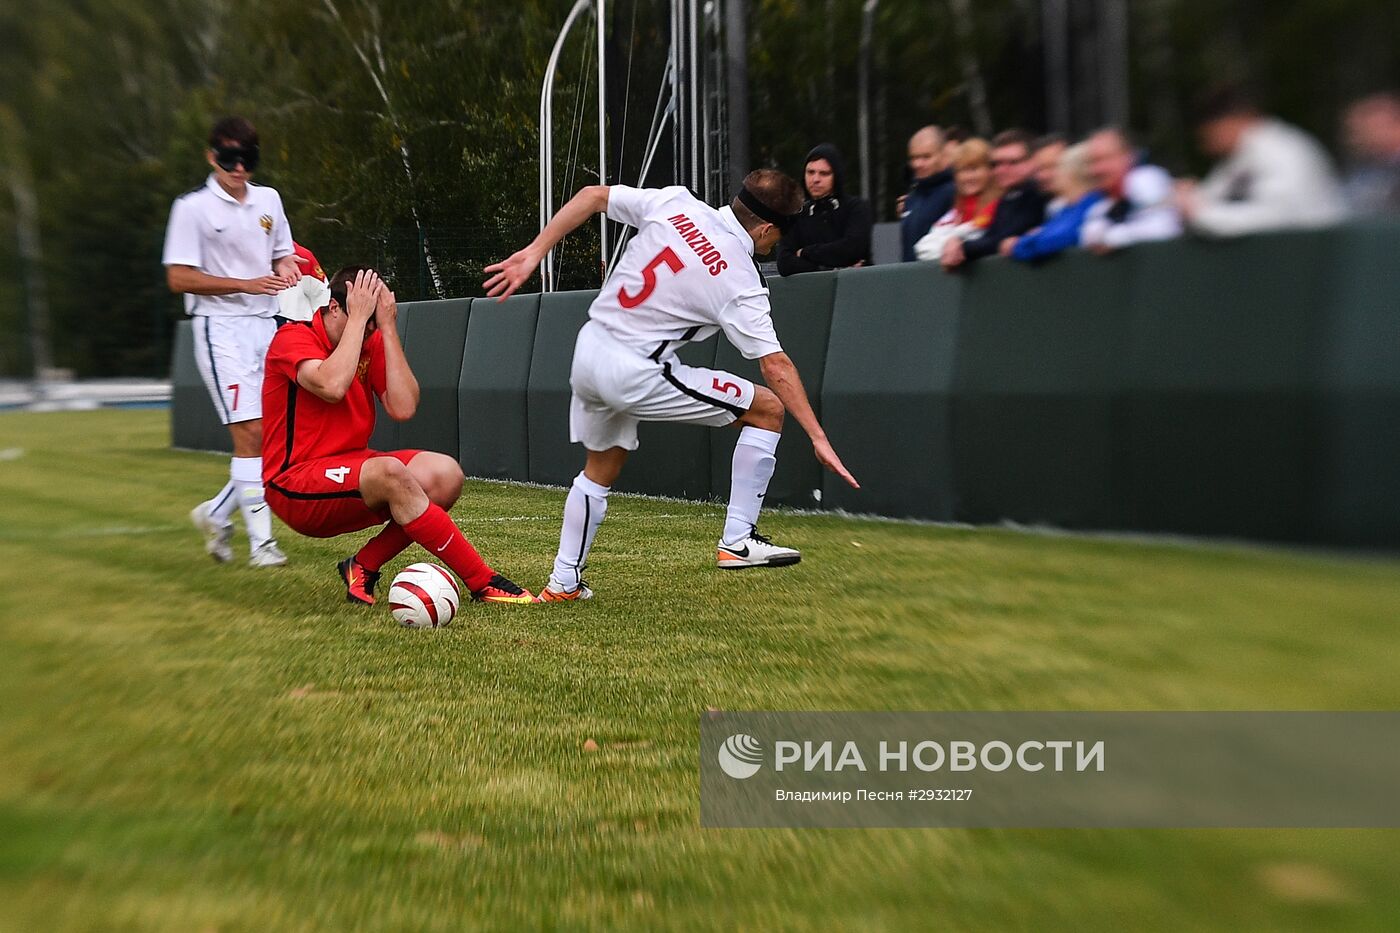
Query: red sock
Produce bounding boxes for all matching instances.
[355,522,412,573]
[402,505,495,592]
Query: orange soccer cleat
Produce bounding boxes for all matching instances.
[337,556,381,606]
[535,580,594,603]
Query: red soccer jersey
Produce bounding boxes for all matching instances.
[261,311,387,483]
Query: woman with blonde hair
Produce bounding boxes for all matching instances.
[913,138,1002,261]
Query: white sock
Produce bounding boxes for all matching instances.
[722,427,780,546]
[208,479,238,525]
[231,456,274,552]
[549,472,610,591]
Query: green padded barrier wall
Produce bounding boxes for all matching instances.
[1316,221,1400,546]
[395,299,471,456]
[459,294,539,479]
[709,271,837,508]
[368,304,413,452]
[1123,233,1333,541]
[820,263,963,519]
[168,229,1400,547]
[953,252,1132,529]
[616,336,721,499]
[170,320,232,453]
[527,290,597,487]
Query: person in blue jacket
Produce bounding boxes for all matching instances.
[1000,141,1104,262]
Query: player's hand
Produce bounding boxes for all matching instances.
[374,280,398,332]
[483,245,542,302]
[273,257,303,287]
[242,274,290,296]
[345,269,380,325]
[813,436,859,490]
[999,237,1018,257]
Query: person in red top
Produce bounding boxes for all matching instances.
[261,265,533,605]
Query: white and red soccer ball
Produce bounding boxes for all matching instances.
[388,562,460,628]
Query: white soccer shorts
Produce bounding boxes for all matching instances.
[191,315,278,425]
[568,320,756,451]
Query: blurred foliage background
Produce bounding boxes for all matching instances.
[0,0,1396,377]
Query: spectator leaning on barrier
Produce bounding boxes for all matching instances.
[914,138,1001,261]
[1177,85,1347,236]
[1002,142,1104,262]
[1031,133,1069,214]
[776,143,873,275]
[1079,127,1182,253]
[899,126,957,262]
[942,129,1048,270]
[1342,92,1400,215]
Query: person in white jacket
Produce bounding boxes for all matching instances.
[1178,87,1348,237]
[1080,127,1183,253]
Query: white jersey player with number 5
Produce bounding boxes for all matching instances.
[484,170,860,601]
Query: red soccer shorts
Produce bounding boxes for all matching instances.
[266,449,422,538]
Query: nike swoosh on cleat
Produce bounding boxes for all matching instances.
[722,544,750,558]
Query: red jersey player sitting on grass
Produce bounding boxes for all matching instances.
[260,266,533,605]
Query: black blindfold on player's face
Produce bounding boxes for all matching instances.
[213,144,260,173]
[736,186,798,234]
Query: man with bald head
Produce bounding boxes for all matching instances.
[899,126,956,262]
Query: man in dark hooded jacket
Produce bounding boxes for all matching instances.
[776,143,873,275]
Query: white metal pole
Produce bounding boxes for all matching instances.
[539,0,592,292]
[597,0,609,278]
[688,0,699,191]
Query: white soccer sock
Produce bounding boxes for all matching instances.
[722,427,781,546]
[208,479,239,525]
[230,456,274,552]
[549,472,610,591]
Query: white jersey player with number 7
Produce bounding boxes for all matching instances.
[483,170,860,601]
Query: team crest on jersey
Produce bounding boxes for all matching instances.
[356,357,371,382]
[259,214,273,235]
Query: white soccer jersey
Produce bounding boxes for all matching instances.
[590,185,783,361]
[162,175,295,317]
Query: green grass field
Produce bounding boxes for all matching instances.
[3,409,1400,932]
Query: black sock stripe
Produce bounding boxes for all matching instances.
[211,483,236,513]
[660,362,746,418]
[577,487,591,567]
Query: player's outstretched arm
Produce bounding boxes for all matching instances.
[375,282,419,421]
[758,352,860,490]
[296,270,380,403]
[483,185,611,301]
